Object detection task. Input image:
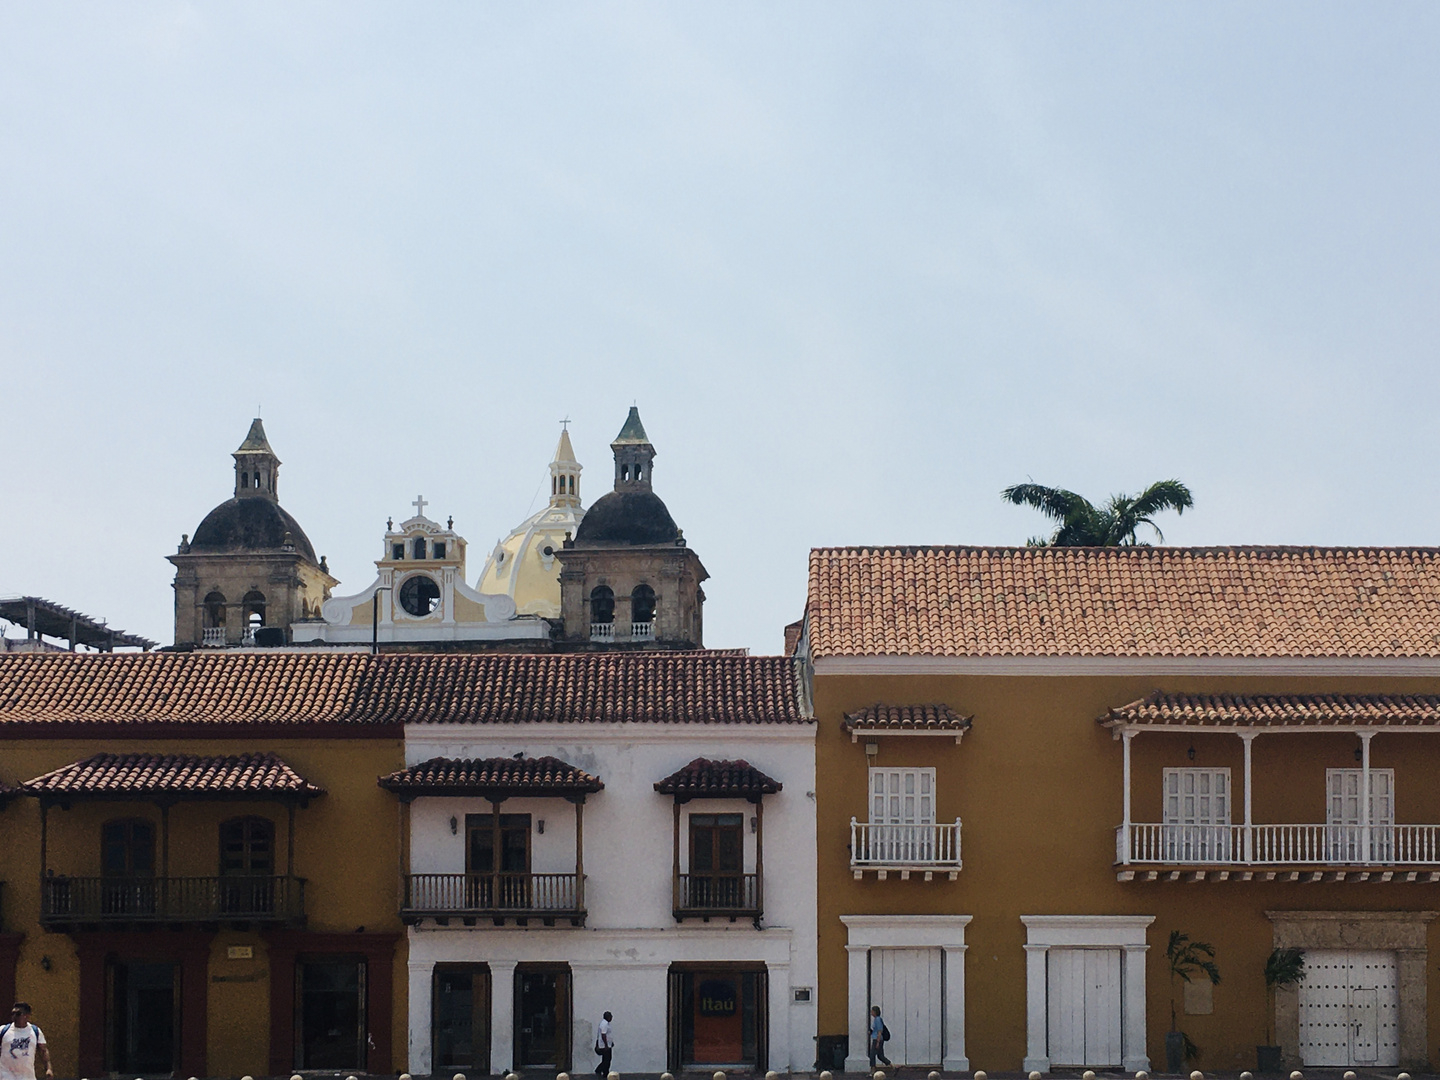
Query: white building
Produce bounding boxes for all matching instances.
[379,652,817,1076]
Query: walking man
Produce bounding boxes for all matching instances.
[594,1010,614,1078]
[0,1004,52,1080]
[868,1005,891,1069]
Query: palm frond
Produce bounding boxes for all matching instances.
[1130,479,1194,519]
[1001,483,1096,524]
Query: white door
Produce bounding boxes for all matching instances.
[872,948,943,1065]
[1327,769,1395,862]
[1162,769,1231,861]
[870,768,936,862]
[1047,948,1122,1067]
[1298,950,1399,1066]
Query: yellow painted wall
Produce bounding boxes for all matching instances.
[0,736,407,1078]
[815,671,1440,1072]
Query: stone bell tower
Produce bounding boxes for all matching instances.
[556,408,706,648]
[169,419,337,647]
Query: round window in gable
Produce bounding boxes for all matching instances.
[399,574,441,617]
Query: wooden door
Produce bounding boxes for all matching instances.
[873,948,942,1065]
[1299,950,1398,1067]
[1047,948,1122,1067]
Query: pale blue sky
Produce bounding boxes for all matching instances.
[3,4,1438,652]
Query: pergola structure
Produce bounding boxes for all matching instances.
[0,596,157,651]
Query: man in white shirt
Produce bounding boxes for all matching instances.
[593,1011,613,1078]
[0,1003,51,1080]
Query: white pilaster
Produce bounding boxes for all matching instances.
[408,960,433,1077]
[941,944,969,1071]
[844,944,871,1072]
[1022,943,1050,1073]
[489,959,518,1074]
[767,961,792,1074]
[1122,943,1151,1072]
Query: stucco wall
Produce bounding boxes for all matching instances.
[814,670,1440,1072]
[404,722,817,1073]
[0,736,407,1078]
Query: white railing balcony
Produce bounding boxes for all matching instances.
[850,818,962,880]
[240,628,256,646]
[631,621,654,641]
[1118,823,1440,868]
[590,622,614,641]
[201,627,226,647]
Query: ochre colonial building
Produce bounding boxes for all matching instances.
[0,653,406,1079]
[803,545,1440,1074]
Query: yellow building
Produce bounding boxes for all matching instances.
[0,652,406,1079]
[803,545,1440,1074]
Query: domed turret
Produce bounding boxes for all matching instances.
[168,420,336,647]
[557,408,707,648]
[475,426,588,619]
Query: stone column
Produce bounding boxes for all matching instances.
[844,944,871,1072]
[408,959,433,1077]
[490,959,519,1074]
[1122,943,1151,1072]
[941,943,969,1071]
[1022,943,1050,1073]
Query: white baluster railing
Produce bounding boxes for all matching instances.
[850,818,962,869]
[1118,823,1440,866]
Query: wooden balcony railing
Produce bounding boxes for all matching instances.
[401,872,585,925]
[673,872,760,920]
[850,818,962,879]
[41,875,306,926]
[1117,823,1440,867]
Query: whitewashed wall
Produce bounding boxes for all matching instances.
[403,722,817,1075]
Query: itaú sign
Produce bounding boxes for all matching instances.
[698,979,739,1016]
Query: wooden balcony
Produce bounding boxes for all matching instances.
[401,872,586,926]
[673,872,760,923]
[849,818,962,880]
[40,874,306,928]
[1116,823,1440,882]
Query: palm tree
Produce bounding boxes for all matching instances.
[1001,479,1194,546]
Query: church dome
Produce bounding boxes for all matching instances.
[572,490,679,546]
[476,428,586,619]
[189,498,319,562]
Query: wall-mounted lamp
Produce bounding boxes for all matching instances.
[39,956,51,973]
[750,816,758,834]
[449,816,458,835]
[1355,746,1364,762]
[538,819,545,835]
[1187,745,1196,761]
[864,741,879,762]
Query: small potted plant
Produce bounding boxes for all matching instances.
[1257,948,1305,1073]
[1166,931,1221,1072]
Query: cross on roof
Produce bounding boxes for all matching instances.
[412,495,428,517]
[559,416,571,431]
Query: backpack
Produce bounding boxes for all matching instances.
[881,1023,891,1042]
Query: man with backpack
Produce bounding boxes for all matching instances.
[0,1003,51,1080]
[867,1005,891,1069]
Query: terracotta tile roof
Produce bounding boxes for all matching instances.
[0,651,806,732]
[1102,691,1440,729]
[378,756,603,798]
[808,546,1440,659]
[783,620,804,658]
[0,652,375,731]
[654,758,782,800]
[20,752,324,799]
[349,653,807,725]
[843,704,973,734]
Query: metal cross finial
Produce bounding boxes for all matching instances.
[412,494,428,517]
[559,416,571,431]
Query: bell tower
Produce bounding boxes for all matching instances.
[611,407,655,491]
[233,418,280,501]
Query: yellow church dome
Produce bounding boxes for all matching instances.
[475,428,586,619]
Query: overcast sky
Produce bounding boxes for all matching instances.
[3,4,1438,654]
